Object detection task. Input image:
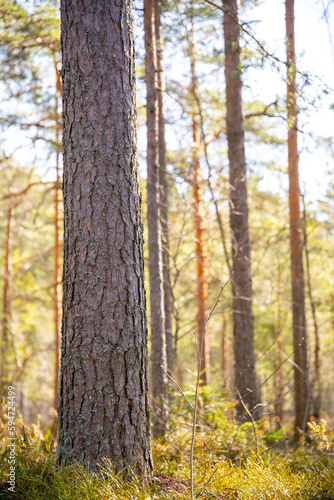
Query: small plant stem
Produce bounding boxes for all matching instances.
[163,369,194,410]
[190,278,231,500]
[237,389,258,458]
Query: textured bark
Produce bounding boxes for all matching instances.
[285,0,310,433]
[57,0,153,479]
[223,0,260,419]
[144,0,169,437]
[155,1,173,375]
[188,24,210,386]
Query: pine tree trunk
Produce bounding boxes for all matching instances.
[192,118,210,386]
[144,0,169,437]
[274,262,284,424]
[54,59,62,413]
[1,198,12,397]
[155,1,174,375]
[221,310,228,389]
[188,22,210,386]
[285,0,310,433]
[302,196,320,419]
[223,0,260,419]
[57,0,153,479]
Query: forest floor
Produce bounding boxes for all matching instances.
[1,395,334,499]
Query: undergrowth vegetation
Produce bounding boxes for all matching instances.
[1,392,334,499]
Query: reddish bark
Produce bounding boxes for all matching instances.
[188,22,210,386]
[192,117,210,386]
[285,0,310,433]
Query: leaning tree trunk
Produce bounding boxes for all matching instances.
[57,0,153,479]
[223,0,260,419]
[285,0,310,433]
[144,0,169,437]
[155,0,174,375]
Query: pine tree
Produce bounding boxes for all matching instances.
[57,0,153,477]
[144,0,169,437]
[223,0,260,419]
[285,0,310,433]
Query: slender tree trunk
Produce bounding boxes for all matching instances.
[274,262,284,424]
[192,117,210,386]
[155,1,173,375]
[302,195,320,419]
[221,310,228,389]
[285,0,310,433]
[144,0,169,437]
[54,58,62,412]
[1,198,12,397]
[223,0,260,419]
[188,23,210,386]
[57,0,152,479]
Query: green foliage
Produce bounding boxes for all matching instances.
[1,411,334,499]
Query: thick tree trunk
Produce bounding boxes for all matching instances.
[57,0,153,479]
[223,0,260,419]
[285,0,310,433]
[155,1,174,375]
[188,23,210,386]
[144,0,169,437]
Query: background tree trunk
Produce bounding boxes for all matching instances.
[188,21,210,386]
[57,0,152,478]
[223,0,260,419]
[302,195,321,420]
[53,58,62,413]
[144,0,169,437]
[155,0,174,376]
[285,0,310,433]
[1,198,12,397]
[274,262,284,424]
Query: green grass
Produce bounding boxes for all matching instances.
[1,396,334,499]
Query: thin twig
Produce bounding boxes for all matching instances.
[195,467,219,498]
[236,389,258,458]
[191,278,231,500]
[163,369,194,410]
